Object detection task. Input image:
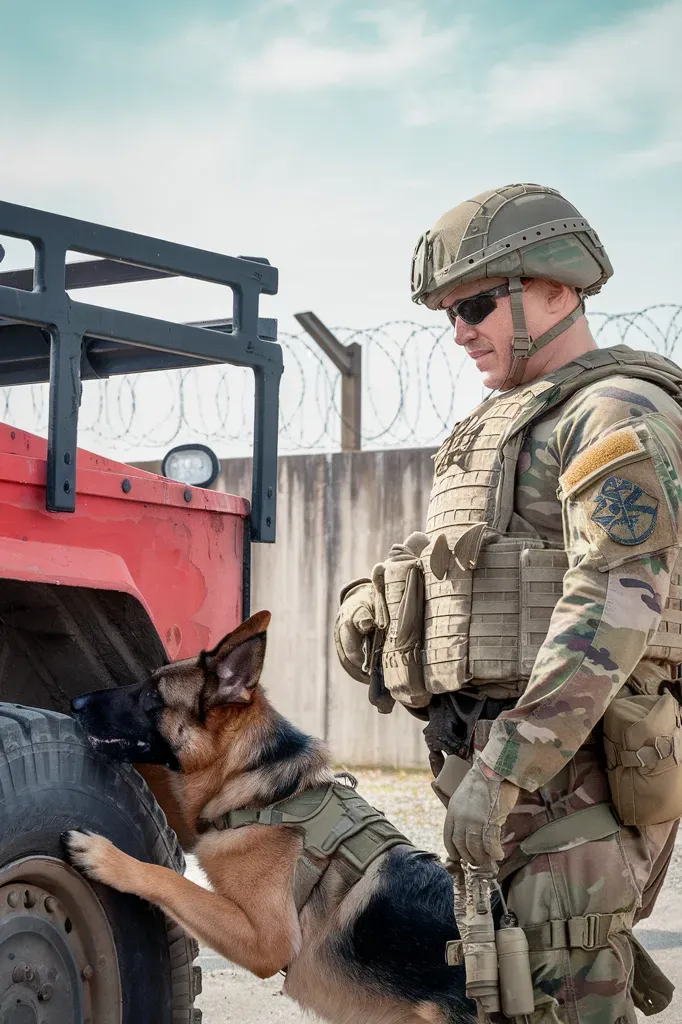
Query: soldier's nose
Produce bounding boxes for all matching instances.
[454,320,478,346]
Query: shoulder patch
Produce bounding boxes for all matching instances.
[559,426,647,498]
[591,476,659,545]
[564,444,677,571]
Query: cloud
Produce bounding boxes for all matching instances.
[239,0,681,160]
[1,0,678,345]
[465,0,682,171]
[233,6,461,92]
[262,0,345,38]
[2,2,681,461]
[478,1,681,130]
[620,137,682,171]
[0,103,432,331]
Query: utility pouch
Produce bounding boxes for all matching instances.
[629,932,675,1016]
[603,689,682,825]
[381,542,430,707]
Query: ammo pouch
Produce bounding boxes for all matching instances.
[603,689,682,826]
[422,526,568,696]
[377,532,431,708]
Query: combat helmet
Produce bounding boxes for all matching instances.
[410,184,613,388]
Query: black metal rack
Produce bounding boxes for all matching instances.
[0,201,282,542]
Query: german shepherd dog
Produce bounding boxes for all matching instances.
[66,611,474,1024]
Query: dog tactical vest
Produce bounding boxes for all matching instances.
[378,345,682,707]
[199,778,413,912]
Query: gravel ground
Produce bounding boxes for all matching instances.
[190,769,682,1023]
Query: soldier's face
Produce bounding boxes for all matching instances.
[441,276,557,390]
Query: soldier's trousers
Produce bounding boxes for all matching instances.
[463,721,678,1023]
[503,820,676,1024]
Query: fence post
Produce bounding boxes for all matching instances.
[294,311,362,451]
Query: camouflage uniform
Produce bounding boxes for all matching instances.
[476,372,682,1022]
[336,186,682,1023]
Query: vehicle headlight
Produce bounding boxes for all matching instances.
[161,444,220,489]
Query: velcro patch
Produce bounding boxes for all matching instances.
[591,476,659,545]
[568,453,676,570]
[560,426,646,498]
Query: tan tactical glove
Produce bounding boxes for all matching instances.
[444,754,520,869]
[334,579,379,683]
[334,532,428,688]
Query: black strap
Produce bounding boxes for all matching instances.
[423,691,517,774]
[366,629,395,715]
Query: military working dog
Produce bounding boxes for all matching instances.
[66,611,474,1024]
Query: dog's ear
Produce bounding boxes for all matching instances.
[203,611,271,707]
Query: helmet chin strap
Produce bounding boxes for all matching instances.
[498,277,585,392]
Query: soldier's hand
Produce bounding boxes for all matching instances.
[333,581,377,683]
[444,755,520,869]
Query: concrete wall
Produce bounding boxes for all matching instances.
[140,449,437,768]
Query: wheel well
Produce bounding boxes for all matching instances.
[0,581,192,846]
[0,580,167,712]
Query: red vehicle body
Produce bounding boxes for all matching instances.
[0,421,247,661]
[0,202,282,1024]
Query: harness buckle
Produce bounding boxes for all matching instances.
[334,771,358,789]
[570,914,600,950]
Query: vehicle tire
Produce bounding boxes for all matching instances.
[0,703,201,1024]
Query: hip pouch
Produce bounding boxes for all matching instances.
[603,690,682,826]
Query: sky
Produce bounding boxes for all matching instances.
[1,0,681,457]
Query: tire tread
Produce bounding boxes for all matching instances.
[0,703,201,1022]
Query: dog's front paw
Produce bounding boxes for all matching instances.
[63,830,127,889]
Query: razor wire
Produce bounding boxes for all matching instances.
[0,304,680,458]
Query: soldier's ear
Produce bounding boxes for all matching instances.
[202,611,270,707]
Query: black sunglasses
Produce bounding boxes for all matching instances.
[445,284,510,327]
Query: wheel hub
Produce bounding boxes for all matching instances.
[0,858,121,1024]
[3,1006,38,1024]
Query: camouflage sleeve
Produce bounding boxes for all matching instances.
[480,378,682,791]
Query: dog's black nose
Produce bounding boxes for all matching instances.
[71,694,90,713]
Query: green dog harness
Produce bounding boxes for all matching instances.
[198,776,413,911]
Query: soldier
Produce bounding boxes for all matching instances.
[335,184,682,1022]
